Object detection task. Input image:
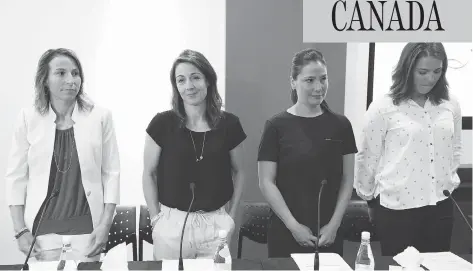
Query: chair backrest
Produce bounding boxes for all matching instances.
[138,205,153,261]
[240,202,272,244]
[104,205,137,261]
[341,200,378,242]
[139,205,154,244]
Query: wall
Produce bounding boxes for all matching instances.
[225,0,347,258]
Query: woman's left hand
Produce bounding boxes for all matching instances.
[317,222,339,248]
[85,224,110,257]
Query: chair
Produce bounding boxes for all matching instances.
[138,205,154,261]
[237,202,272,258]
[341,200,378,242]
[103,205,138,261]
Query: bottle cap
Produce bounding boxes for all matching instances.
[63,236,72,244]
[218,230,228,239]
[361,231,370,240]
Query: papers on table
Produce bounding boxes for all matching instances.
[291,253,353,271]
[27,260,77,270]
[420,252,472,271]
[100,242,128,270]
[393,246,423,268]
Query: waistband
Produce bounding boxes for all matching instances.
[160,204,226,215]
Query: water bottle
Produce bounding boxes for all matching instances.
[355,231,375,271]
[213,230,232,271]
[57,236,78,270]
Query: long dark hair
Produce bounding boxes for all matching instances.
[34,48,93,115]
[290,48,332,113]
[389,43,449,105]
[170,49,223,128]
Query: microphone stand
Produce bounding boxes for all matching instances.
[22,190,59,270]
[179,183,196,270]
[314,180,327,271]
[443,190,472,231]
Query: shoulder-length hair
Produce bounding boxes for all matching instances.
[389,43,449,105]
[170,49,223,128]
[290,48,333,113]
[34,48,93,115]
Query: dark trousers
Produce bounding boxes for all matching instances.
[374,197,454,256]
[267,216,344,258]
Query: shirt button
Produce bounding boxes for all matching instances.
[430,143,433,145]
[432,177,435,179]
[431,159,434,162]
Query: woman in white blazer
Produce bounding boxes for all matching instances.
[5,48,120,262]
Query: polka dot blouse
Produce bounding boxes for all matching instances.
[354,95,462,210]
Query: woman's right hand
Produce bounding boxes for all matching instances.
[288,221,318,247]
[17,231,41,257]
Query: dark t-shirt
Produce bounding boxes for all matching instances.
[146,110,246,212]
[258,111,357,230]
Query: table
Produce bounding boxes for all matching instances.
[0,259,299,270]
[1,255,470,270]
[80,258,301,270]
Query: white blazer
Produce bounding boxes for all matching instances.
[5,103,120,231]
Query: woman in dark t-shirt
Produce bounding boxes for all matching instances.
[258,48,358,257]
[143,50,246,260]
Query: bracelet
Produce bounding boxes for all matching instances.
[14,227,29,240]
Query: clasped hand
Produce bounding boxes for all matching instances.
[288,221,339,248]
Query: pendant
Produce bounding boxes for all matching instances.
[196,156,203,162]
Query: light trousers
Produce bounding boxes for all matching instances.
[30,233,100,263]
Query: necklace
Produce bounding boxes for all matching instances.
[189,131,207,162]
[53,130,75,174]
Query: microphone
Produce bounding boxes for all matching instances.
[314,180,327,271]
[22,189,59,270]
[443,190,472,231]
[179,183,196,270]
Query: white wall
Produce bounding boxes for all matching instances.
[0,0,225,264]
[344,43,370,145]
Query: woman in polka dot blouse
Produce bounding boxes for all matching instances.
[354,43,462,256]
